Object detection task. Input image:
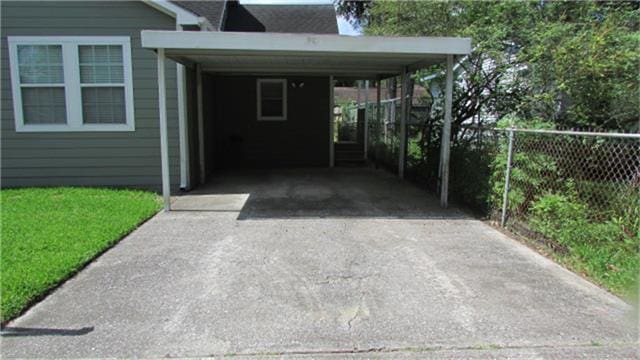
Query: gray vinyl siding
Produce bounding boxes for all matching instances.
[0,1,181,192]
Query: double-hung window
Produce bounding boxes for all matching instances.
[8,37,134,132]
[257,79,287,121]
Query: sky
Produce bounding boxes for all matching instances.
[239,0,361,36]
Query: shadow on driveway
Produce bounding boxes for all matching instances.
[1,326,94,337]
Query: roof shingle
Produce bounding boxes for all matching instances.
[223,2,338,34]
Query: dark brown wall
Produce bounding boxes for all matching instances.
[203,73,217,173]
[206,75,330,169]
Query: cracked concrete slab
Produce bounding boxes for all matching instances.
[1,168,637,358]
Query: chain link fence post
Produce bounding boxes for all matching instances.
[501,128,515,227]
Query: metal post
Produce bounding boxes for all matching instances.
[398,68,409,178]
[440,54,453,207]
[196,64,205,184]
[176,25,189,191]
[156,48,171,211]
[363,80,370,160]
[375,79,381,166]
[329,75,335,167]
[501,129,515,227]
[387,93,394,143]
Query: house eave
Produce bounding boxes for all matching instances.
[141,30,472,57]
[142,0,215,30]
[141,30,472,77]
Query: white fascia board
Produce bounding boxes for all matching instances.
[143,0,213,29]
[141,30,472,57]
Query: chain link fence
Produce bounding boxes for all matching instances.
[497,129,640,248]
[362,96,639,294]
[335,105,359,142]
[450,126,639,293]
[366,98,437,179]
[366,102,640,230]
[367,99,400,172]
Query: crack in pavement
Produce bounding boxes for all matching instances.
[346,303,362,330]
[182,341,640,358]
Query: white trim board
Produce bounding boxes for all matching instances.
[143,0,214,29]
[141,30,472,57]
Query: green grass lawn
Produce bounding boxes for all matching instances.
[1,187,161,323]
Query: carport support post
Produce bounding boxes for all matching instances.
[500,129,515,227]
[440,54,454,208]
[176,25,189,191]
[329,75,335,167]
[363,80,370,160]
[196,64,206,184]
[375,79,381,166]
[176,67,189,189]
[398,68,409,179]
[156,48,171,211]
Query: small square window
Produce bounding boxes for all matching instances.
[257,79,287,121]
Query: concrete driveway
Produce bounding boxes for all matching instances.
[1,168,637,358]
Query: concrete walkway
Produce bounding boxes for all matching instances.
[1,168,637,358]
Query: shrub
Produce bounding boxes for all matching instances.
[529,191,639,297]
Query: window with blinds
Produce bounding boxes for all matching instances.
[8,37,134,132]
[257,79,287,121]
[79,45,126,124]
[17,45,66,124]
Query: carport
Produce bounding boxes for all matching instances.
[140,30,472,211]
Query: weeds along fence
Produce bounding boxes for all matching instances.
[365,98,639,292]
[365,99,639,248]
[495,128,639,246]
[456,127,639,294]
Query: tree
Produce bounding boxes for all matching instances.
[333,0,371,30]
[336,1,640,131]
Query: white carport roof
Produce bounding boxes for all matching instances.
[141,30,472,78]
[142,30,471,211]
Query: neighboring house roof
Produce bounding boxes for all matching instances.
[222,2,338,34]
[170,0,227,30]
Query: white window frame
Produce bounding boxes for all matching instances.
[256,78,287,121]
[8,36,135,132]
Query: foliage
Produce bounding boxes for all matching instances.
[335,100,358,142]
[487,118,557,213]
[0,188,161,322]
[337,1,640,131]
[449,137,499,213]
[529,191,639,298]
[333,0,371,29]
[450,118,640,298]
[519,2,640,130]
[343,0,640,297]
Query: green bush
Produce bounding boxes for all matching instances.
[529,191,640,298]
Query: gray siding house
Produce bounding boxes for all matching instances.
[1,0,471,209]
[1,0,337,191]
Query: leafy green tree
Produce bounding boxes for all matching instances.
[337,1,640,131]
[520,2,639,130]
